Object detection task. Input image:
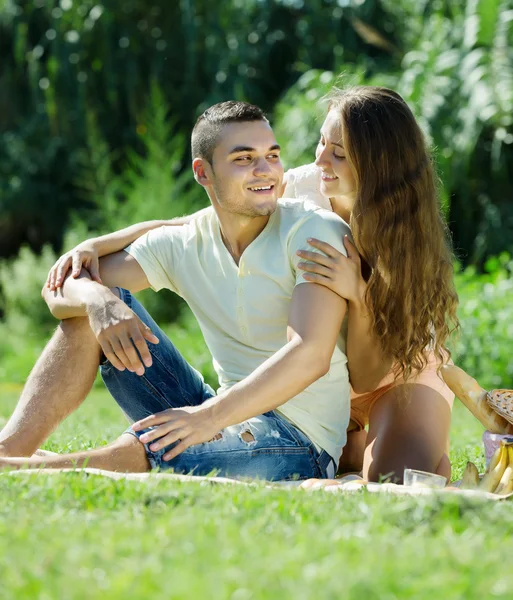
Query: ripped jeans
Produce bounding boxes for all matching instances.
[100,289,334,481]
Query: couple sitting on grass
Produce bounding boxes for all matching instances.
[0,86,459,485]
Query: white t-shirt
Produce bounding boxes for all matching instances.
[127,198,351,463]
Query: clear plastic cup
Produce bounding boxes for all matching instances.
[403,469,447,488]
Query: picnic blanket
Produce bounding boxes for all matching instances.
[2,468,512,501]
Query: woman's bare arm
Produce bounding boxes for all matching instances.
[90,207,211,258]
[46,207,211,289]
[345,298,393,393]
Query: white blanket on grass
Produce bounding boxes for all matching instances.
[2,468,512,501]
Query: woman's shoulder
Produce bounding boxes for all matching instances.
[283,163,331,210]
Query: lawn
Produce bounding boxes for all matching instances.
[1,383,512,600]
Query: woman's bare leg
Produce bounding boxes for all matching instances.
[363,383,453,483]
[337,427,367,475]
[0,433,149,473]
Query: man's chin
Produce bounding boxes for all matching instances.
[244,197,277,217]
[256,204,276,217]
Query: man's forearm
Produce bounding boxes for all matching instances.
[204,337,329,430]
[347,299,392,393]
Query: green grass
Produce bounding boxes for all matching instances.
[1,385,512,599]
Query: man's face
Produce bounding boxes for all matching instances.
[207,120,284,217]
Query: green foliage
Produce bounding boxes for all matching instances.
[1,0,393,258]
[94,84,203,232]
[0,224,92,383]
[1,1,513,395]
[392,0,513,262]
[451,254,513,389]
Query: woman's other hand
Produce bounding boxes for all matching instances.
[46,240,102,291]
[297,235,366,304]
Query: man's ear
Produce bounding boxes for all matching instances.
[193,158,212,187]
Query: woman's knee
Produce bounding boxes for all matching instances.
[363,384,452,483]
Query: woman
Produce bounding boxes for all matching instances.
[47,86,459,484]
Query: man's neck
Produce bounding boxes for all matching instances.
[214,205,271,265]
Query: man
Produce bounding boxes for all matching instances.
[0,101,352,480]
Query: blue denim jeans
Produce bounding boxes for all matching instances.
[100,289,335,481]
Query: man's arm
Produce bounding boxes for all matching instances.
[209,283,347,425]
[132,283,348,459]
[41,251,159,374]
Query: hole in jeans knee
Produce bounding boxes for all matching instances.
[207,432,223,443]
[239,428,256,444]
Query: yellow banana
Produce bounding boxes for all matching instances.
[478,443,508,493]
[496,446,513,496]
[460,461,480,489]
[488,445,503,472]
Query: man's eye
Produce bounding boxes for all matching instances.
[267,154,280,160]
[235,156,251,162]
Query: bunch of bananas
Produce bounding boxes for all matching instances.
[461,440,513,495]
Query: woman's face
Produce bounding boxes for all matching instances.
[315,109,356,200]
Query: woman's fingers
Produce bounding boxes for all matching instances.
[301,272,335,290]
[55,257,72,289]
[72,253,82,278]
[306,238,340,258]
[89,258,103,284]
[296,249,333,267]
[298,262,332,279]
[49,259,63,290]
[46,263,57,287]
[343,235,360,262]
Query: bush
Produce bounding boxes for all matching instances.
[0,223,96,383]
[451,254,513,390]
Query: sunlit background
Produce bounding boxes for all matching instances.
[1,0,512,387]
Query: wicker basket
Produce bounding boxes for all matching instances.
[487,390,513,427]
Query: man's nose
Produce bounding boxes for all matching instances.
[253,157,272,176]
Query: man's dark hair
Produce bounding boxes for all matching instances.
[191,101,267,164]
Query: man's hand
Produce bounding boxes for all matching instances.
[87,295,159,375]
[132,404,222,461]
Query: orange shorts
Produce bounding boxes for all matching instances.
[349,354,455,431]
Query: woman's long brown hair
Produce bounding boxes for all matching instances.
[328,86,459,380]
